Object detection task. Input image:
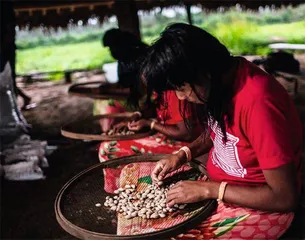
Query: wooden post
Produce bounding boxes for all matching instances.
[185,4,193,25]
[114,0,141,40]
[64,71,72,83]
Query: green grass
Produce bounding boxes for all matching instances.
[252,21,305,43]
[16,41,113,75]
[205,20,305,56]
[16,20,305,76]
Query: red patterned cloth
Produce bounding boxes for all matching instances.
[173,202,293,239]
[112,162,293,239]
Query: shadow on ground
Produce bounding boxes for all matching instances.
[1,141,99,239]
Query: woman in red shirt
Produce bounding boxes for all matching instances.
[99,90,202,192]
[142,23,303,239]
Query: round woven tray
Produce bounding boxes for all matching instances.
[61,113,154,141]
[55,154,217,240]
[68,81,130,100]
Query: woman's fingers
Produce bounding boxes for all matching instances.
[151,162,162,182]
[128,126,139,131]
[128,121,141,131]
[166,193,181,207]
[158,163,170,181]
[151,161,166,182]
[113,125,122,133]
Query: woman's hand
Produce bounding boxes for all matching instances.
[166,181,217,207]
[128,119,150,132]
[112,121,128,133]
[151,151,187,182]
[131,111,142,121]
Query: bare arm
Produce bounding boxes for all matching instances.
[168,162,298,212]
[187,132,213,157]
[128,118,209,142]
[151,133,213,181]
[152,120,199,142]
[217,162,298,212]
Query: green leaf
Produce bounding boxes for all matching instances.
[109,148,120,153]
[212,214,248,228]
[100,149,106,155]
[104,143,109,149]
[131,145,141,153]
[138,176,152,184]
[108,99,115,106]
[107,154,116,159]
[213,214,250,238]
[214,224,235,238]
[109,141,117,146]
[189,176,197,181]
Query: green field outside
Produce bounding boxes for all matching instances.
[16,5,305,76]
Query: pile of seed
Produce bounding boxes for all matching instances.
[101,129,135,136]
[104,183,186,220]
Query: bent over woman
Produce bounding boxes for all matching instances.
[142,23,303,239]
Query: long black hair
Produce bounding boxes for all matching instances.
[141,23,235,140]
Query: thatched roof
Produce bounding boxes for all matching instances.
[12,0,304,28]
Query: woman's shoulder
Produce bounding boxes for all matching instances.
[235,57,289,101]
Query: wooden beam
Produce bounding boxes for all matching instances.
[115,0,141,40]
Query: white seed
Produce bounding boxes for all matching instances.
[179,204,186,209]
[110,206,116,211]
[114,190,119,194]
[159,213,166,218]
[139,208,146,213]
[131,212,138,217]
[151,213,159,219]
[125,184,131,189]
[95,203,101,207]
[156,206,162,210]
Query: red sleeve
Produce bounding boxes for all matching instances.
[246,96,295,170]
[157,91,188,124]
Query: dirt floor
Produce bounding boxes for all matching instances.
[1,55,305,239]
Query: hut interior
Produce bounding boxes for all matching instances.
[1,0,305,239]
